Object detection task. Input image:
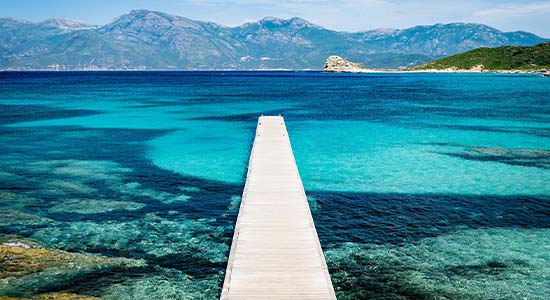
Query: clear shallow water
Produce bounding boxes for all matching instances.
[0,71,549,299]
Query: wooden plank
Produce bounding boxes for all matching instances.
[221,116,336,300]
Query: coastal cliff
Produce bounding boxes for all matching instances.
[323,56,375,73]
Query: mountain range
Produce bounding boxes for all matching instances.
[1,9,547,70]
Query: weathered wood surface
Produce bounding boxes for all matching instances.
[221,116,336,300]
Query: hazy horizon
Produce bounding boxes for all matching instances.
[1,0,550,37]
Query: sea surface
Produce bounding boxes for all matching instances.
[0,71,549,300]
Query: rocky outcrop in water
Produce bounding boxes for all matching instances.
[323,56,374,73]
[469,64,485,72]
[0,238,145,298]
[0,293,100,300]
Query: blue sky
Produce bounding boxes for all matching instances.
[1,0,550,36]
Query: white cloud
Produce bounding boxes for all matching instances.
[474,1,550,17]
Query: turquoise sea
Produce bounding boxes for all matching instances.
[0,71,549,299]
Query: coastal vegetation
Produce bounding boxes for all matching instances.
[412,42,550,71]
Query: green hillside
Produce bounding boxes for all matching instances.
[412,42,550,70]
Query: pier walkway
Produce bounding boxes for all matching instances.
[221,116,336,300]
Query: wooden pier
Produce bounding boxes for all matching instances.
[221,116,336,300]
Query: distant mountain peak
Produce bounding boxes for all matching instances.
[128,9,154,15]
[288,17,321,28]
[39,18,97,31]
[405,22,477,29]
[120,9,175,22]
[0,18,34,28]
[372,28,399,33]
[258,16,284,23]
[0,17,33,26]
[102,9,201,32]
[126,9,178,20]
[252,16,322,29]
[360,28,400,39]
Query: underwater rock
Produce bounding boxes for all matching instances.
[0,210,52,227]
[0,293,100,300]
[120,182,190,204]
[0,241,144,276]
[0,192,42,212]
[31,214,228,264]
[178,187,201,193]
[325,228,550,300]
[469,147,550,159]
[42,180,96,195]
[37,294,100,300]
[306,195,319,212]
[102,269,224,300]
[24,160,130,180]
[0,170,24,181]
[158,194,190,204]
[440,146,550,169]
[0,236,43,249]
[48,199,145,214]
[227,195,241,212]
[0,239,145,297]
[3,159,130,190]
[0,158,194,212]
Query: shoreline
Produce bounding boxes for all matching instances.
[0,68,547,75]
[0,68,309,72]
[399,68,549,74]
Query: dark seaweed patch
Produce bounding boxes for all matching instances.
[311,191,550,247]
[190,110,294,123]
[145,253,225,279]
[447,259,532,278]
[438,147,550,169]
[0,104,97,125]
[328,247,463,300]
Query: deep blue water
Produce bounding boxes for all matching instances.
[0,71,549,299]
